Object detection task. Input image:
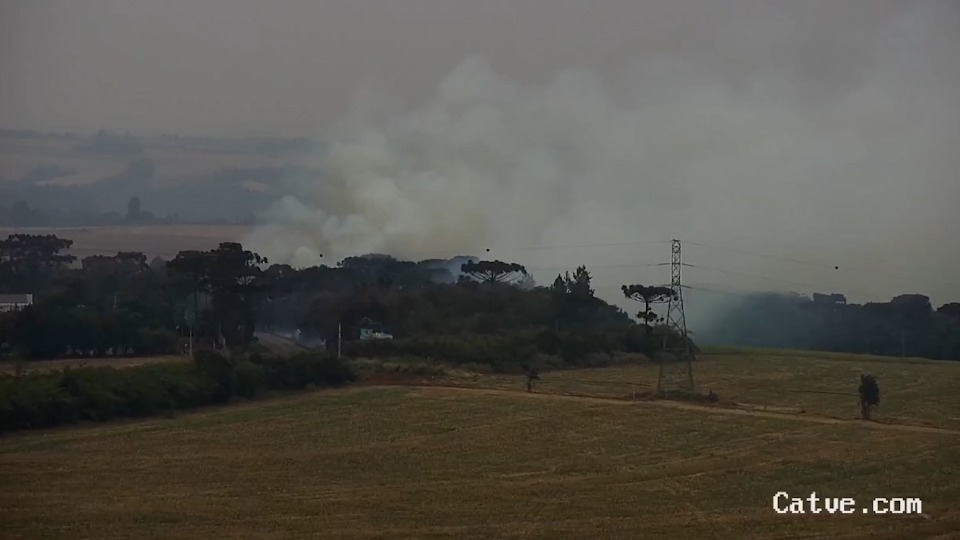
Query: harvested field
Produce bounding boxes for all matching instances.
[2,350,960,538]
[1,378,959,537]
[437,349,960,431]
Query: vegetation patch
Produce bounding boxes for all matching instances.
[0,351,355,433]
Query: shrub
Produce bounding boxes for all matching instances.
[193,350,236,403]
[0,352,357,434]
[58,368,126,420]
[251,352,355,390]
[0,373,80,430]
[234,360,266,399]
[403,362,447,376]
[342,330,641,373]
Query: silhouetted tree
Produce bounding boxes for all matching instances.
[937,302,960,321]
[622,284,674,335]
[551,274,567,294]
[460,260,528,285]
[858,374,880,420]
[167,243,267,349]
[0,234,76,292]
[568,266,594,299]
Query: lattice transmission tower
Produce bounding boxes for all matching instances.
[658,239,695,395]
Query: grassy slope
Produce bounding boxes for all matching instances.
[445,350,960,430]
[2,384,960,539]
[2,348,960,538]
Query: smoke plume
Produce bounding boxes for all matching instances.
[245,2,959,315]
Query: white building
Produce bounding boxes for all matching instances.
[0,294,33,313]
[358,318,394,340]
[359,328,394,340]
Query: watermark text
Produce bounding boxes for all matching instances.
[773,492,922,515]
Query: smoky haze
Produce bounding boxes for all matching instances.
[2,0,959,323]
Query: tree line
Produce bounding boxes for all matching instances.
[700,291,960,360]
[0,234,686,366]
[4,232,956,365]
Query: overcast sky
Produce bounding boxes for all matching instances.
[1,0,951,137]
[2,0,959,315]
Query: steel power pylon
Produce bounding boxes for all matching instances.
[658,239,695,394]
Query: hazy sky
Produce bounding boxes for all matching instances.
[1,0,951,137]
[2,0,959,317]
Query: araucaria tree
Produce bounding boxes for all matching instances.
[167,242,267,349]
[460,260,528,285]
[858,374,880,420]
[622,284,674,336]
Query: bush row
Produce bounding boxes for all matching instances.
[341,326,679,373]
[0,351,355,433]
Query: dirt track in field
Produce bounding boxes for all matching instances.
[362,383,960,436]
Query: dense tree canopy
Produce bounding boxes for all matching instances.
[1,232,957,364]
[460,260,528,285]
[0,234,76,292]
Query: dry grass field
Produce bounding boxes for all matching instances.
[2,349,960,539]
[447,348,960,431]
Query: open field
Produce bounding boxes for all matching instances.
[0,355,188,375]
[0,224,252,260]
[444,349,960,431]
[3,349,960,538]
[2,383,959,539]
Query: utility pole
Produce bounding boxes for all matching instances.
[658,239,695,395]
[337,322,342,358]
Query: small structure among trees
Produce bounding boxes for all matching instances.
[858,374,880,420]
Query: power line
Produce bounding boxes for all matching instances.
[527,262,669,272]
[682,284,784,298]
[659,239,695,393]
[16,230,959,298]
[56,243,916,301]
[7,226,958,290]
[683,263,830,289]
[680,239,837,270]
[682,263,888,299]
[680,238,960,292]
[56,238,674,263]
[62,241,673,272]
[495,239,671,252]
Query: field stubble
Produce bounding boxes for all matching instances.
[1,349,960,538]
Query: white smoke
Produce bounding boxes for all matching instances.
[244,56,694,266]
[245,3,959,316]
